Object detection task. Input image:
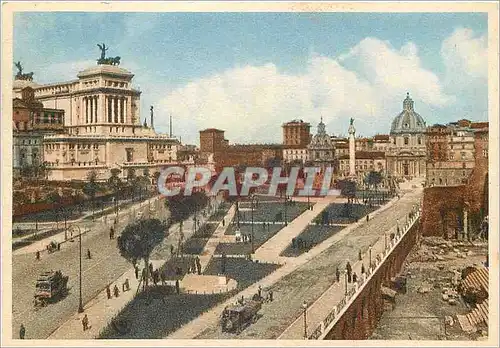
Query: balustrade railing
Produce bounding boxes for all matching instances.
[310,207,421,340]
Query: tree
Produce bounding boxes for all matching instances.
[365,171,383,191]
[166,191,209,223]
[117,218,169,288]
[338,179,357,218]
[83,170,99,219]
[108,169,123,206]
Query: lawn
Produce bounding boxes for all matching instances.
[217,222,283,255]
[236,201,309,224]
[280,225,345,257]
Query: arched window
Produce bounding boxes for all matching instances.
[404,137,409,145]
[417,137,422,145]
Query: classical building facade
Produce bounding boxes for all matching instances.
[282,119,311,163]
[386,93,427,178]
[425,120,481,187]
[338,151,386,177]
[18,60,180,181]
[12,84,65,178]
[307,117,335,168]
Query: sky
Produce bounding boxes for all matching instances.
[13,12,488,145]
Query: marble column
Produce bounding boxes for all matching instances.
[348,121,356,177]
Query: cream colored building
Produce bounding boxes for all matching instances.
[386,93,427,178]
[20,64,180,181]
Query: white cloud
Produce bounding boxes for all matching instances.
[35,60,96,84]
[441,28,488,88]
[158,37,454,144]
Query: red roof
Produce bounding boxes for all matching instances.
[470,122,489,129]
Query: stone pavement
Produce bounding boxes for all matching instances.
[199,204,236,272]
[253,194,341,262]
[48,259,165,339]
[278,211,409,339]
[46,195,222,340]
[167,185,417,339]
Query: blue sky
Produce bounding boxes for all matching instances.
[14,12,488,144]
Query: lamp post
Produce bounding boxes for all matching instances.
[384,232,387,250]
[284,195,288,226]
[369,246,372,269]
[302,301,308,339]
[344,270,348,295]
[251,196,255,254]
[71,225,84,313]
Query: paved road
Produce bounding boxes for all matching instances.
[11,197,168,339]
[196,185,422,339]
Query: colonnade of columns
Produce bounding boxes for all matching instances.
[106,95,127,124]
[82,95,130,124]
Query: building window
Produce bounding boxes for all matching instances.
[417,137,422,145]
[461,152,466,160]
[483,149,488,158]
[449,152,454,160]
[404,137,409,145]
[462,162,466,169]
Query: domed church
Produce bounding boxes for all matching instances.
[386,93,427,178]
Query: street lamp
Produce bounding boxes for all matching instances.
[284,195,288,226]
[250,196,255,254]
[302,301,308,339]
[384,232,388,250]
[71,225,84,313]
[369,246,372,269]
[344,270,348,295]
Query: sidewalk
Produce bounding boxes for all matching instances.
[253,195,340,262]
[199,204,236,272]
[48,259,165,339]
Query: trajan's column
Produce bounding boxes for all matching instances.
[348,118,356,177]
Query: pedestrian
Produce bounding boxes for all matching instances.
[36,251,40,260]
[361,263,366,274]
[134,265,139,279]
[335,267,340,282]
[170,244,174,255]
[124,278,130,292]
[366,215,369,222]
[358,249,362,261]
[113,284,120,298]
[269,290,274,302]
[87,249,91,259]
[257,285,262,299]
[222,218,225,227]
[149,262,154,276]
[19,324,26,339]
[57,243,61,251]
[82,314,89,331]
[175,279,180,294]
[346,262,352,283]
[153,270,159,286]
[353,272,358,283]
[160,271,166,285]
[109,227,114,240]
[106,285,111,299]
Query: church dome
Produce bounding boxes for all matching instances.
[309,117,332,147]
[390,93,426,134]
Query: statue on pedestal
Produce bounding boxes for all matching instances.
[14,61,34,81]
[96,43,121,66]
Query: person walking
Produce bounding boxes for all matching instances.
[257,285,262,299]
[358,250,362,261]
[335,267,340,282]
[87,249,91,259]
[361,263,366,275]
[134,265,139,279]
[222,218,225,227]
[346,262,352,283]
[113,284,120,298]
[82,314,89,331]
[175,279,180,294]
[106,285,111,299]
[123,278,130,292]
[36,251,40,260]
[353,272,358,283]
[109,227,115,240]
[19,324,26,339]
[269,290,274,302]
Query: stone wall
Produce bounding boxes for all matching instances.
[323,221,420,340]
